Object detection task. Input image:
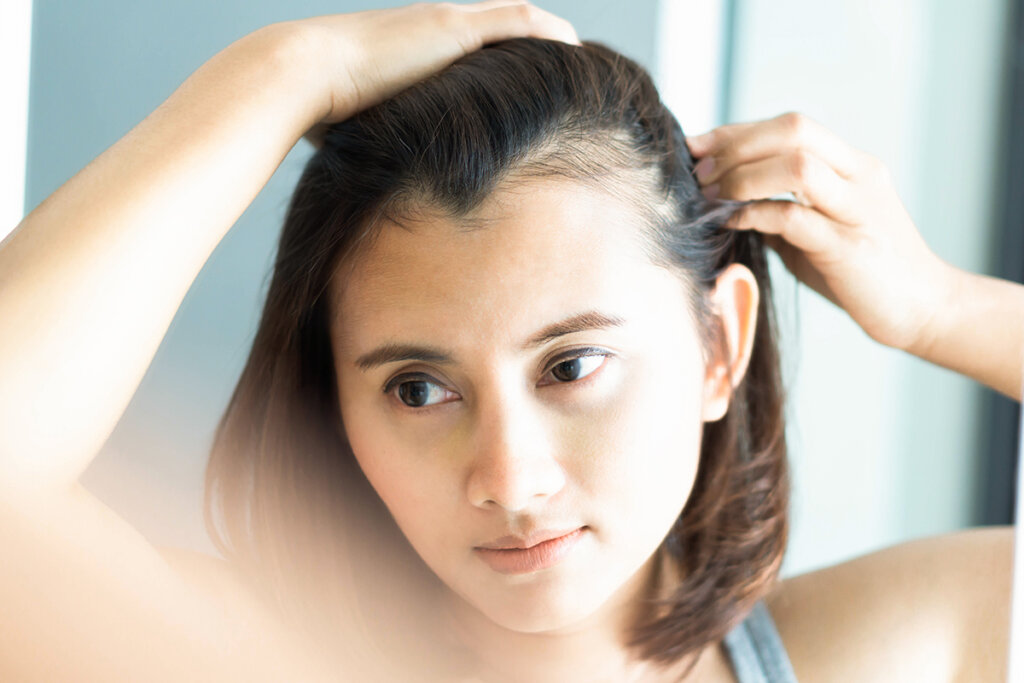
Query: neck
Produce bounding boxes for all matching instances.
[434,546,704,683]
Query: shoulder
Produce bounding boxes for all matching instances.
[157,546,335,680]
[763,526,1012,683]
[157,546,268,622]
[158,546,238,588]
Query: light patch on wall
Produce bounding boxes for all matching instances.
[653,0,729,137]
[0,0,32,243]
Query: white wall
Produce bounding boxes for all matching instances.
[0,0,33,242]
[654,0,730,137]
[723,0,1012,577]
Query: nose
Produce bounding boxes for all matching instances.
[465,394,566,512]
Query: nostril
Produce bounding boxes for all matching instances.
[465,457,567,512]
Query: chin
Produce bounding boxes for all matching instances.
[468,576,612,635]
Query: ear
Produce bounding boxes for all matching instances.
[702,263,760,423]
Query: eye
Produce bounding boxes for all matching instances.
[383,349,613,411]
[384,373,459,409]
[542,349,611,385]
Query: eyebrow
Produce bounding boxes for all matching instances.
[353,310,627,372]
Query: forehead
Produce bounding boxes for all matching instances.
[329,178,685,357]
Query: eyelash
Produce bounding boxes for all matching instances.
[382,347,613,410]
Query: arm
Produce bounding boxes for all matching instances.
[686,112,1023,401]
[0,487,337,682]
[0,3,579,679]
[907,267,1023,401]
[0,2,579,499]
[0,24,320,496]
[0,24,335,682]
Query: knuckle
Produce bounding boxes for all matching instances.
[789,149,815,184]
[516,2,540,25]
[779,111,810,141]
[867,155,892,182]
[777,200,802,223]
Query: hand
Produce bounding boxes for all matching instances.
[272,1,580,149]
[686,112,957,352]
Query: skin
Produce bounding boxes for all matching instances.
[1,0,1012,675]
[0,7,591,681]
[687,112,1023,401]
[329,176,759,682]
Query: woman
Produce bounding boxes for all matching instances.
[0,2,1016,681]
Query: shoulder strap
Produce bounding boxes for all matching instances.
[722,601,799,683]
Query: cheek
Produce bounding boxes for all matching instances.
[580,348,706,526]
[340,398,441,527]
[339,396,466,576]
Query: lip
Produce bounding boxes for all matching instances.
[474,527,587,575]
[476,527,585,550]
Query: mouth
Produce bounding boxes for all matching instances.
[473,527,587,575]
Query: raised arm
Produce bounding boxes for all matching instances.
[0,3,578,679]
[0,24,319,496]
[906,268,1023,402]
[0,1,579,499]
[686,112,1023,401]
[0,23,342,681]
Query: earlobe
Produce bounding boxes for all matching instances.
[701,364,731,423]
[700,263,760,423]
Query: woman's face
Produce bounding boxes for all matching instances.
[330,177,726,634]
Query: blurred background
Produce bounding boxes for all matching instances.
[1,0,1020,579]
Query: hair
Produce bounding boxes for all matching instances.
[204,36,789,680]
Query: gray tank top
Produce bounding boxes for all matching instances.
[722,601,799,682]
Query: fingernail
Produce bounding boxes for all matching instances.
[694,156,716,183]
[702,183,720,200]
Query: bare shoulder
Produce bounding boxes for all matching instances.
[158,547,401,680]
[156,546,332,678]
[763,526,1012,683]
[157,546,254,606]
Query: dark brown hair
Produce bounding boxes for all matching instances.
[204,36,789,679]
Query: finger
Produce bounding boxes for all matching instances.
[464,1,581,47]
[463,0,535,9]
[714,150,859,225]
[725,199,841,258]
[688,112,873,183]
[763,233,842,308]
